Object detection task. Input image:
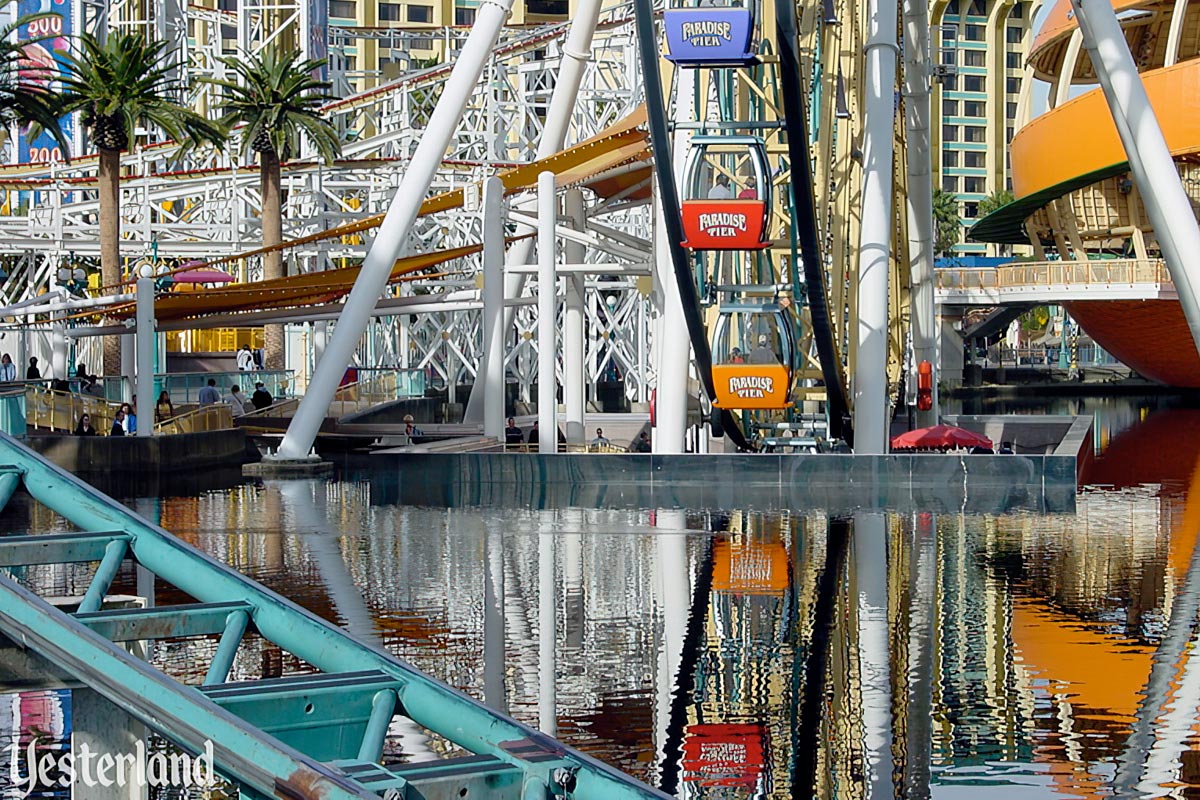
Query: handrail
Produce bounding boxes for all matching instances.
[242,370,423,420]
[154,404,235,434]
[25,385,122,434]
[935,258,1173,291]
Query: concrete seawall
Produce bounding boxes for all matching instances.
[25,429,249,475]
[342,450,1077,514]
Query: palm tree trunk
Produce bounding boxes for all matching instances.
[99,147,121,378]
[261,150,284,370]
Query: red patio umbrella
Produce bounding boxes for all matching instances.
[890,424,993,451]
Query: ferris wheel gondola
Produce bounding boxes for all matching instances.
[710,299,795,410]
[680,135,772,251]
[663,0,759,68]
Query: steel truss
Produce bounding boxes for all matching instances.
[0,3,660,404]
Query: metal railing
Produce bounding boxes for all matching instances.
[936,259,1173,291]
[242,368,426,421]
[154,404,235,435]
[25,385,122,434]
[158,370,295,404]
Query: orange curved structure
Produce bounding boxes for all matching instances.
[1009,59,1200,200]
[971,0,1200,386]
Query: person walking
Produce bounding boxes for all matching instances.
[155,391,175,423]
[198,378,220,405]
[505,417,524,446]
[119,402,137,435]
[223,385,250,416]
[589,427,611,451]
[236,344,255,372]
[0,355,16,383]
[251,382,273,410]
[109,409,126,436]
[73,413,97,436]
[25,357,40,380]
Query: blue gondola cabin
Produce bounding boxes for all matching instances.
[664,5,758,68]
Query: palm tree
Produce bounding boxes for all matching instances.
[207,48,340,370]
[0,1,70,155]
[58,32,225,376]
[932,188,961,258]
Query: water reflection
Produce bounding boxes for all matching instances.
[2,401,1200,797]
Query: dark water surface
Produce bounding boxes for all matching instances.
[4,394,1200,798]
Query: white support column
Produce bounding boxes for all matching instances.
[852,0,900,453]
[120,333,134,397]
[463,0,605,423]
[652,65,696,455]
[275,0,517,460]
[482,177,507,441]
[1069,0,1200,356]
[313,320,328,365]
[564,189,586,446]
[51,322,66,382]
[651,191,690,454]
[903,0,937,428]
[537,171,558,454]
[538,512,557,736]
[854,511,894,800]
[134,276,155,437]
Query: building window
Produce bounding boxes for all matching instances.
[964,75,984,92]
[1010,2,1024,18]
[963,125,985,143]
[942,98,958,116]
[455,5,476,23]
[943,151,959,168]
[1007,125,1015,141]
[942,124,959,142]
[526,0,568,13]
[329,0,354,17]
[1007,25,1023,43]
[1006,51,1022,69]
[964,202,979,218]
[943,175,958,192]
[379,2,401,20]
[407,3,432,21]
[1007,101,1019,119]
[965,24,983,41]
[963,100,984,116]
[964,151,984,168]
[1006,77,1021,94]
[963,177,983,193]
[963,50,985,67]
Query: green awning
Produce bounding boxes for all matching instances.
[967,162,1129,245]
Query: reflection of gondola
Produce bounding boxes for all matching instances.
[664,0,759,68]
[710,300,795,410]
[681,136,772,251]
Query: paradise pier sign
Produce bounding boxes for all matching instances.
[664,7,758,67]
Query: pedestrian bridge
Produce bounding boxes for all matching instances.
[934,259,1178,305]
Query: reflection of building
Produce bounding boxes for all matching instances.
[931,0,1034,256]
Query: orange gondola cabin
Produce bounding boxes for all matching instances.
[710,301,795,409]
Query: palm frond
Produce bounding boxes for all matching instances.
[202,47,340,164]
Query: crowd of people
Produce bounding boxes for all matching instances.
[60,347,277,436]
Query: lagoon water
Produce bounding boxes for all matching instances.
[2,393,1199,798]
